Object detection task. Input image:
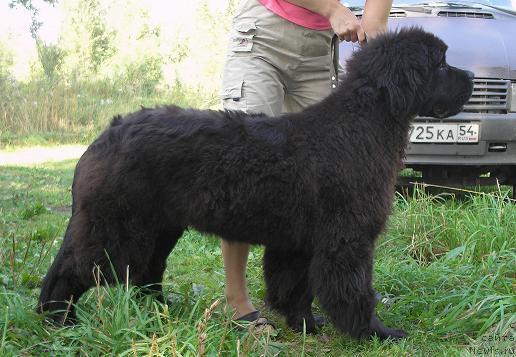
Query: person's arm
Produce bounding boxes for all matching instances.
[285,0,366,43]
[361,0,393,38]
[285,0,393,42]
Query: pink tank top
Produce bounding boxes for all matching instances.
[259,0,332,30]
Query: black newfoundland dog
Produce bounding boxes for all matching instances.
[38,28,473,340]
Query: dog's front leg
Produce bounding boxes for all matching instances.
[310,243,407,340]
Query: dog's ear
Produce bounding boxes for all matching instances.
[348,28,437,118]
[375,62,417,118]
[377,39,432,117]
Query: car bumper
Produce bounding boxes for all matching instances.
[404,113,516,166]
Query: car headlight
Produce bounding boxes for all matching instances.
[511,82,516,112]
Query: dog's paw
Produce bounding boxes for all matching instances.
[369,315,407,341]
[41,311,77,327]
[374,327,408,341]
[287,315,319,334]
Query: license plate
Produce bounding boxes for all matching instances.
[409,123,479,143]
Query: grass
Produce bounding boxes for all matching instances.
[0,78,219,149]
[0,157,515,356]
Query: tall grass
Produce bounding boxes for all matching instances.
[0,161,514,355]
[0,77,219,147]
[390,188,516,263]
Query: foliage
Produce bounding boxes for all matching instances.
[0,42,14,80]
[59,0,117,77]
[8,0,59,39]
[1,1,241,139]
[36,40,65,80]
[8,0,63,82]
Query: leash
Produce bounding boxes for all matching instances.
[331,32,368,90]
[330,34,340,90]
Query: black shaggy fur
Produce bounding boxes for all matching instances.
[37,28,473,340]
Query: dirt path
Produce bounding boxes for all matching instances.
[0,145,87,166]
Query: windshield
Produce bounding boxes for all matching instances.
[343,0,516,11]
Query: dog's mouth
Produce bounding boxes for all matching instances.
[432,105,450,119]
[432,104,465,119]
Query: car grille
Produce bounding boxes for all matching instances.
[437,10,494,19]
[462,78,510,114]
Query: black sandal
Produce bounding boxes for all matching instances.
[234,310,276,333]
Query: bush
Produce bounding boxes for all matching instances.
[36,41,65,80]
[0,42,14,80]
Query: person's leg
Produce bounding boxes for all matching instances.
[283,28,335,113]
[221,241,256,318]
[220,62,284,317]
[220,56,284,318]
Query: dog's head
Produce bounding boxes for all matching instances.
[346,27,474,119]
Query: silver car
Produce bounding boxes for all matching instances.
[339,0,516,197]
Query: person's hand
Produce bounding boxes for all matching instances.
[328,5,366,43]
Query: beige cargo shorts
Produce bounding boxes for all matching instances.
[221,0,341,116]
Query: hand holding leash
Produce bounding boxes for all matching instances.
[327,4,367,43]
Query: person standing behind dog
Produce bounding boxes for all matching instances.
[220,0,393,329]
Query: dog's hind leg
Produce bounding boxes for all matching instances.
[137,227,184,302]
[310,243,407,340]
[263,248,318,333]
[37,224,90,325]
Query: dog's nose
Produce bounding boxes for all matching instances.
[466,70,475,80]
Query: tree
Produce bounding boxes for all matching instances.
[9,0,64,79]
[9,0,58,40]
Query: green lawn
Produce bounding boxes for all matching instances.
[0,157,514,356]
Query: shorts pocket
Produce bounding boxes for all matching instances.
[220,79,246,111]
[230,21,256,53]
